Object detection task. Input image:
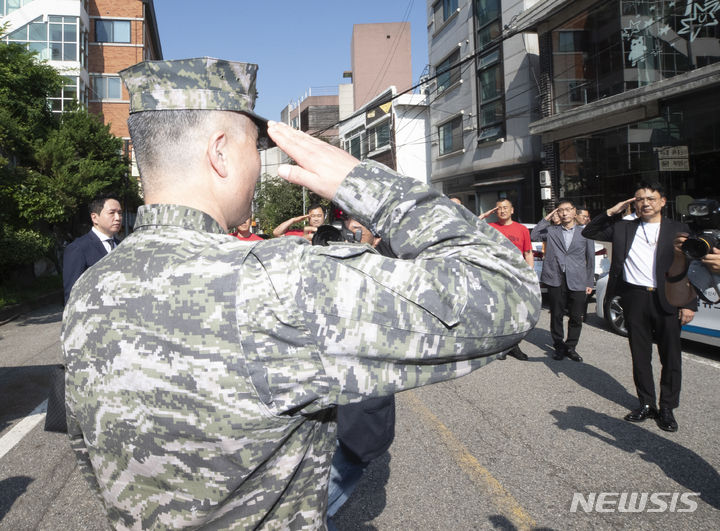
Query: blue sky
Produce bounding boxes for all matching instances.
[152,0,430,120]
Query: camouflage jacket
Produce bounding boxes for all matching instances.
[62,161,540,530]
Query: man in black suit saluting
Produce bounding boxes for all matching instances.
[582,182,697,432]
[62,194,122,303]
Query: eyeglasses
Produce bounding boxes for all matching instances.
[635,196,661,204]
[557,208,575,213]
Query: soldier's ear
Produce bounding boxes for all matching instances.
[207,130,229,178]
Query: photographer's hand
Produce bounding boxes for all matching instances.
[701,247,720,274]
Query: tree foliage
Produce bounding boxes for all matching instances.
[253,176,326,236]
[0,42,139,281]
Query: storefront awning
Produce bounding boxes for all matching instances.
[472,177,525,188]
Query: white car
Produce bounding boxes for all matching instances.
[595,274,720,347]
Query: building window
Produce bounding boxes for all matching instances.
[436,49,461,94]
[474,0,504,143]
[343,126,366,159]
[477,51,504,142]
[438,115,463,155]
[1,0,34,17]
[91,76,123,100]
[474,0,501,51]
[95,20,131,43]
[48,76,79,114]
[4,15,79,62]
[433,0,458,28]
[368,120,391,153]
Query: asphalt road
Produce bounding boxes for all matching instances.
[1,302,718,530]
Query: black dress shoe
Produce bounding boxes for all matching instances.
[509,346,528,361]
[624,405,658,422]
[566,350,583,362]
[497,351,507,360]
[656,408,678,432]
[553,350,564,360]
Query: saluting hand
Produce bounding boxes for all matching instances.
[268,121,359,201]
[606,197,635,217]
[478,206,498,220]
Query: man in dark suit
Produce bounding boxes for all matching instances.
[582,182,696,432]
[531,199,594,362]
[63,194,122,303]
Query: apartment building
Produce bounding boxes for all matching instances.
[426,0,543,221]
[339,86,430,183]
[511,0,720,217]
[1,0,162,146]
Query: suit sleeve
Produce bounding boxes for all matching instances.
[62,241,87,304]
[245,161,542,413]
[581,212,617,241]
[530,218,550,241]
[585,237,595,288]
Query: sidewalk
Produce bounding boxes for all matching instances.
[0,290,63,326]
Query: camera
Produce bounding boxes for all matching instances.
[681,199,720,260]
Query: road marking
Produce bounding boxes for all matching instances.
[0,399,48,460]
[403,391,537,530]
[683,353,720,370]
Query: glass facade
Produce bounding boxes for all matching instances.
[1,0,33,17]
[5,15,82,62]
[552,0,720,114]
[3,13,88,114]
[556,88,719,217]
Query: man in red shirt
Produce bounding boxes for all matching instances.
[231,217,263,241]
[480,198,534,360]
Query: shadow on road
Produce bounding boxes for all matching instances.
[0,476,34,521]
[550,406,720,510]
[331,451,391,530]
[14,304,63,328]
[522,328,638,410]
[0,365,55,432]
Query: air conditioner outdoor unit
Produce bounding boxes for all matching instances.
[539,170,551,187]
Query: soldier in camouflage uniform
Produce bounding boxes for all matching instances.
[62,57,541,530]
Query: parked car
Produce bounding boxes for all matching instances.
[595,274,720,347]
[521,223,610,292]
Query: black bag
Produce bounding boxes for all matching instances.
[44,364,68,433]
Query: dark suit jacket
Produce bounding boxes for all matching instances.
[582,213,697,314]
[62,230,113,303]
[530,219,594,291]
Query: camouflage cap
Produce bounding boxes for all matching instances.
[119,57,274,149]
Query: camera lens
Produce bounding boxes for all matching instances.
[681,237,710,260]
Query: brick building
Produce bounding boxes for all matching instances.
[1,0,162,144]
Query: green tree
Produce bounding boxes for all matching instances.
[253,177,327,236]
[0,41,139,282]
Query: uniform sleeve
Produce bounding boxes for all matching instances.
[244,161,541,413]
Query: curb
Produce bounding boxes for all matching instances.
[0,290,64,326]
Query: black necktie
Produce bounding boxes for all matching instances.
[107,238,116,250]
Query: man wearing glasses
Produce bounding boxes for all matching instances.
[582,183,697,432]
[531,199,595,363]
